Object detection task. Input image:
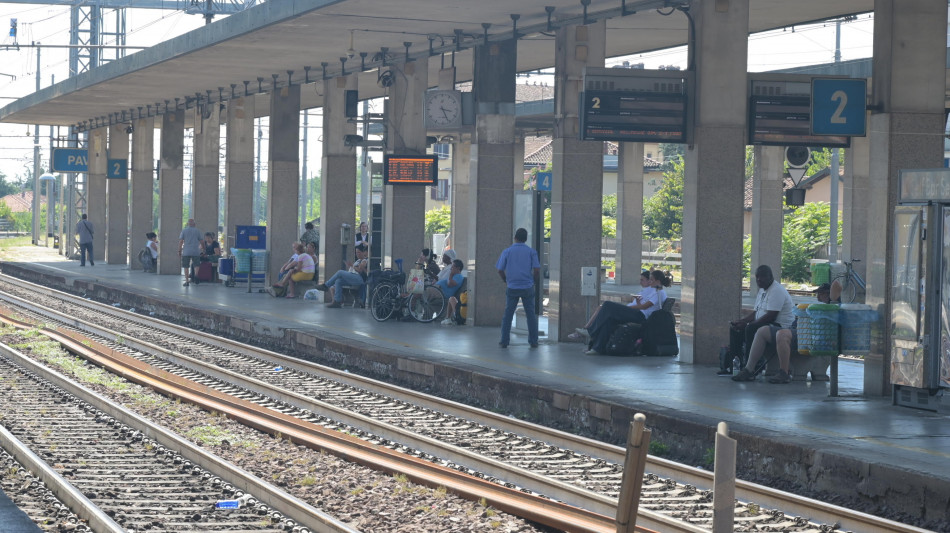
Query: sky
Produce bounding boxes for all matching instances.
[0,5,877,184]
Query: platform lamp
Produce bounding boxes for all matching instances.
[39,172,57,247]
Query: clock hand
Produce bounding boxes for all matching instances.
[441,107,449,120]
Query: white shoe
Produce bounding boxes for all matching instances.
[440,318,454,326]
[575,328,589,338]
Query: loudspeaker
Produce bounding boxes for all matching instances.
[785,188,806,206]
[344,90,358,118]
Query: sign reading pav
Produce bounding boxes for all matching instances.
[52,148,128,179]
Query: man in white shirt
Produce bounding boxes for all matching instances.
[727,265,795,369]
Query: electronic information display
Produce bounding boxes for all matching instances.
[580,67,689,143]
[580,90,687,143]
[383,154,438,186]
[748,78,849,147]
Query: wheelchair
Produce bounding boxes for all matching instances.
[369,269,445,323]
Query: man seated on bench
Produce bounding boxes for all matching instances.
[725,264,795,374]
[731,280,828,383]
[316,243,368,308]
[438,259,465,325]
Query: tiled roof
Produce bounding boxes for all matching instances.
[0,191,36,213]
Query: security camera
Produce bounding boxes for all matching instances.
[125,124,134,134]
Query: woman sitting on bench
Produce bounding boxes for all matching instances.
[584,270,672,355]
[271,243,314,298]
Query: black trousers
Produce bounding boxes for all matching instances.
[588,301,647,353]
[729,322,773,366]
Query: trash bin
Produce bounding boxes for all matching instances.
[805,303,840,356]
[840,303,875,356]
[795,304,813,355]
[251,249,268,272]
[810,262,831,285]
[233,248,252,273]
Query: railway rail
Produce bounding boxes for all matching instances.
[0,275,929,533]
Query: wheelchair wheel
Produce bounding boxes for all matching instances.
[371,283,399,322]
[408,285,445,323]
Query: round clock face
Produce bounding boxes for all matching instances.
[425,91,460,127]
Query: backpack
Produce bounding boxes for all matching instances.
[605,323,642,356]
[641,309,678,356]
[138,248,154,272]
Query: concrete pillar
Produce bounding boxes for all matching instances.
[865,0,947,395]
[158,109,185,275]
[450,140,472,263]
[106,124,130,264]
[750,145,784,285]
[129,117,154,270]
[841,135,869,286]
[383,57,428,266]
[225,96,256,248]
[320,75,358,284]
[680,0,749,364]
[266,84,301,284]
[469,38,517,327]
[86,127,107,262]
[549,21,605,341]
[193,103,220,239]
[616,142,643,285]
[512,136,525,189]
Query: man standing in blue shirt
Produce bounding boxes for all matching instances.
[496,228,541,348]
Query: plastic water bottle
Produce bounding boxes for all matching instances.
[215,500,241,509]
[732,356,741,376]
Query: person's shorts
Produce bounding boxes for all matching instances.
[768,325,798,352]
[181,255,200,270]
[291,271,314,282]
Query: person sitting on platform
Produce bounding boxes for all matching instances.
[438,259,465,326]
[436,249,457,283]
[305,241,318,268]
[141,232,159,272]
[276,243,301,285]
[316,243,369,308]
[300,221,319,251]
[200,232,221,264]
[733,283,833,383]
[725,264,796,372]
[416,248,440,282]
[584,270,672,355]
[271,243,314,298]
[567,270,651,342]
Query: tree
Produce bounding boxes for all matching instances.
[643,159,684,239]
[0,171,19,198]
[424,205,451,246]
[658,143,684,171]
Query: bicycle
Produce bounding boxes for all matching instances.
[832,259,866,303]
[370,274,445,323]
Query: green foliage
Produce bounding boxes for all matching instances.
[424,205,451,244]
[781,202,833,282]
[658,143,684,171]
[643,159,684,239]
[543,208,551,240]
[602,194,617,217]
[742,234,752,279]
[601,216,616,238]
[648,441,669,457]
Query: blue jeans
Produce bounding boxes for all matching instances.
[78,242,94,266]
[326,270,364,302]
[500,286,538,346]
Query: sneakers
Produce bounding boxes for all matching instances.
[731,368,755,382]
[440,318,454,326]
[584,349,600,355]
[315,283,329,291]
[566,332,586,342]
[768,369,791,384]
[327,301,343,308]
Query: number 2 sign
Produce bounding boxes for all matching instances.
[811,78,867,137]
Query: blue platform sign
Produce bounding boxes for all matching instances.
[107,159,128,179]
[811,78,867,136]
[536,171,552,191]
[51,148,87,172]
[51,148,127,178]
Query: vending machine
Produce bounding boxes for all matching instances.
[891,170,950,412]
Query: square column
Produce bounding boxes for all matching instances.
[158,109,185,275]
[193,103,221,239]
[383,58,428,266]
[750,145,785,285]
[469,38,517,326]
[681,0,749,364]
[616,142,643,285]
[320,75,358,284]
[266,84,301,284]
[106,124,130,264]
[450,140,472,261]
[225,96,256,246]
[549,21,605,340]
[866,0,947,395]
[86,127,107,262]
[841,136,869,277]
[129,117,154,269]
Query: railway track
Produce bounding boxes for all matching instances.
[0,275,929,533]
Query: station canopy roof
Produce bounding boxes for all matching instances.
[0,0,872,128]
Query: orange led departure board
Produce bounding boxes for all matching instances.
[383,154,438,185]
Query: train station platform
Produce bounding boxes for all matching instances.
[0,245,947,530]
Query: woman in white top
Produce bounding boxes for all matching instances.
[585,270,673,355]
[272,243,315,298]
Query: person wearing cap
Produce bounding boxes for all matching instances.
[437,249,457,282]
[733,282,833,383]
